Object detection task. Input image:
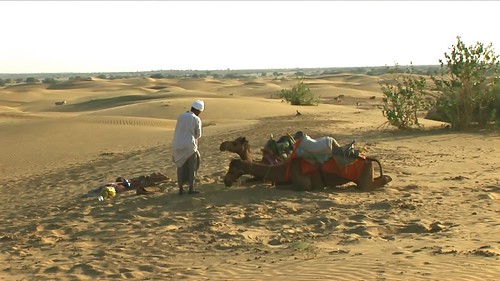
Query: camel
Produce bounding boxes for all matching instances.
[219,137,255,162]
[219,136,273,182]
[219,135,292,166]
[219,135,392,191]
[223,157,392,192]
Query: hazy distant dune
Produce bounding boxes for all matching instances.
[120,77,157,87]
[226,84,282,99]
[1,84,52,102]
[308,75,381,95]
[2,83,48,92]
[170,78,230,93]
[242,80,268,86]
[46,94,170,113]
[204,78,227,85]
[47,79,110,90]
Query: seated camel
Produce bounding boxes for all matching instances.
[222,135,392,191]
[223,157,392,191]
[219,136,272,182]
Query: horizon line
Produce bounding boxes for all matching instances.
[0,64,441,76]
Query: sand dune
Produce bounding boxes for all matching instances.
[1,73,499,280]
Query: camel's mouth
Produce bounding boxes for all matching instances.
[219,143,227,151]
[223,170,244,187]
[381,175,393,185]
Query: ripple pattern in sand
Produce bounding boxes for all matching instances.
[84,115,174,128]
[203,254,500,281]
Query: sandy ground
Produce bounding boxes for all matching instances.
[0,74,499,280]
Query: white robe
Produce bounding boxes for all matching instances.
[172,111,202,168]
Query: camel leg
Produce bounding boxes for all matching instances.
[309,171,326,191]
[292,170,313,191]
[274,171,321,192]
[356,160,376,191]
[287,159,313,191]
[372,175,393,189]
[356,160,392,191]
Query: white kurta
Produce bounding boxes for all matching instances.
[172,111,202,168]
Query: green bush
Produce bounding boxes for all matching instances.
[42,77,57,84]
[379,64,430,129]
[150,73,164,79]
[279,77,320,106]
[25,77,38,84]
[488,83,500,125]
[431,36,500,129]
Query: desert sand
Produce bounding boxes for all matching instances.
[0,73,499,280]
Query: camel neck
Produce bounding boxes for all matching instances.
[243,161,288,182]
[238,145,252,162]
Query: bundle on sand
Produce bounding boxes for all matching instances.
[86,172,171,197]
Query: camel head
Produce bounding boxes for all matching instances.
[219,137,252,161]
[223,158,247,187]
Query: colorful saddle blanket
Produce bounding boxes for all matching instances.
[263,134,295,160]
[297,156,366,182]
[287,136,367,182]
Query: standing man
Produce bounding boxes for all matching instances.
[172,100,205,195]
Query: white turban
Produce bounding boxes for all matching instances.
[192,100,205,111]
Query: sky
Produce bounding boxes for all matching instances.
[1,1,500,74]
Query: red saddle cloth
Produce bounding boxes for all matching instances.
[286,138,366,182]
[298,157,365,182]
